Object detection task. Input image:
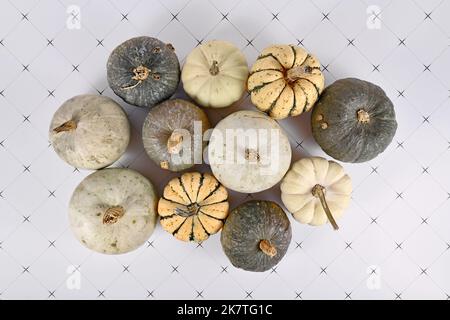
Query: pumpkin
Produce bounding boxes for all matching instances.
[69,168,158,254]
[221,200,291,272]
[311,78,397,163]
[208,110,291,193]
[142,99,211,171]
[107,36,180,108]
[49,94,130,170]
[280,157,352,230]
[247,44,324,119]
[158,172,229,242]
[181,40,248,108]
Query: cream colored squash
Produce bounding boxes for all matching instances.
[69,168,158,254]
[49,94,130,170]
[182,40,248,108]
[208,110,292,193]
[280,157,352,230]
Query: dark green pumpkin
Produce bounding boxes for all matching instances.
[107,36,180,108]
[221,200,292,272]
[311,78,397,163]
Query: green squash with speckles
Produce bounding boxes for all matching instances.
[221,200,292,272]
[311,78,397,163]
[107,36,180,108]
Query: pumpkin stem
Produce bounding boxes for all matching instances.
[53,120,77,133]
[286,65,313,83]
[259,239,277,257]
[121,65,151,90]
[357,109,370,123]
[167,131,184,154]
[244,148,260,162]
[209,60,220,76]
[311,184,339,230]
[103,206,125,225]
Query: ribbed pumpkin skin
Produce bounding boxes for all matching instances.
[221,200,292,272]
[311,78,397,163]
[107,36,180,108]
[142,99,210,172]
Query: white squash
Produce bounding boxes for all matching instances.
[208,110,292,193]
[49,94,130,170]
[280,157,352,230]
[182,40,248,108]
[69,168,158,254]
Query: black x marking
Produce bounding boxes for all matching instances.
[421,217,428,225]
[396,192,403,199]
[98,290,105,297]
[147,290,154,298]
[96,88,105,95]
[422,166,429,174]
[171,265,179,273]
[47,90,55,97]
[295,141,304,149]
[47,38,54,46]
[96,39,104,47]
[321,12,330,21]
[23,216,31,223]
[345,292,352,300]
[297,39,304,46]
[295,241,302,249]
[395,242,403,250]
[347,38,355,46]
[221,266,228,273]
[147,240,154,248]
[398,38,406,46]
[370,217,378,224]
[196,242,203,248]
[21,12,29,21]
[23,165,31,172]
[246,39,254,47]
[171,12,179,21]
[322,64,330,72]
[245,291,253,299]
[48,290,56,298]
[0,90,4,97]
[372,64,380,72]
[22,266,30,273]
[396,141,404,149]
[320,267,327,275]
[295,291,302,299]
[23,115,31,123]
[48,240,56,247]
[420,267,428,275]
[221,13,229,21]
[22,64,30,72]
[395,292,402,300]
[196,291,204,298]
[121,13,129,21]
[371,166,378,174]
[272,13,279,20]
[72,64,80,72]
[397,90,405,98]
[123,265,130,272]
[424,12,432,20]
[423,64,431,72]
[271,267,277,274]
[345,242,352,249]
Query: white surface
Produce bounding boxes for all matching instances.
[0,0,450,300]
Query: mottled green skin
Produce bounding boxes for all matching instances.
[107,36,180,108]
[312,78,397,163]
[221,200,292,272]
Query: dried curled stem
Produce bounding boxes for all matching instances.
[312,184,339,230]
[286,65,313,83]
[121,65,152,90]
[209,60,219,75]
[53,120,77,133]
[259,239,277,257]
[103,206,125,225]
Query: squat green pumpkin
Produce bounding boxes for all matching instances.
[311,78,397,163]
[221,200,291,272]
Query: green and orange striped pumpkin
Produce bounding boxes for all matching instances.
[158,172,229,242]
[247,44,324,119]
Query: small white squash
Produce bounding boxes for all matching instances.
[208,110,292,193]
[69,168,158,254]
[49,94,130,170]
[182,40,248,108]
[280,157,352,230]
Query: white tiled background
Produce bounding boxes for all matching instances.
[0,0,449,300]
